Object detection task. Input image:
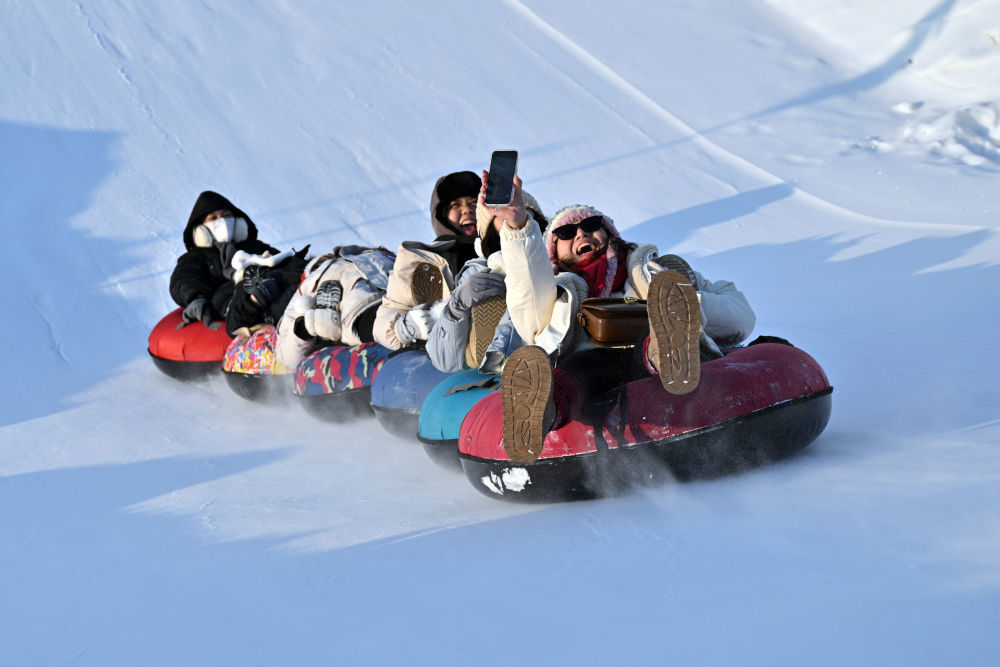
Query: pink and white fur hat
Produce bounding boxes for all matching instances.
[544,205,621,263]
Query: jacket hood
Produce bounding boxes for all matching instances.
[183,190,259,250]
[429,171,481,237]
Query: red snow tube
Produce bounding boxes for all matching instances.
[148,308,232,380]
[459,342,832,502]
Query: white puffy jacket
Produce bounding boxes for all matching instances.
[499,222,756,358]
[274,246,394,370]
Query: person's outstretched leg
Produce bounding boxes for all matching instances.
[646,269,701,395]
[501,346,555,463]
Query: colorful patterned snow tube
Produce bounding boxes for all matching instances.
[222,325,290,401]
[148,308,232,380]
[369,349,452,440]
[459,342,833,502]
[417,369,499,469]
[293,342,391,422]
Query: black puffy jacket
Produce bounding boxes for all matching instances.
[168,191,278,319]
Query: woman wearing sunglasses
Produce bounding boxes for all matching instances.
[490,174,757,463]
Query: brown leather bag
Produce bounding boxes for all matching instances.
[576,297,649,347]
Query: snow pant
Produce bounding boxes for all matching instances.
[552,346,648,425]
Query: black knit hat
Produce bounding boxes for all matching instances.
[431,171,481,235]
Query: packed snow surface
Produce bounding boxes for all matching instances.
[1,0,997,664]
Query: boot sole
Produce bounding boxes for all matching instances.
[467,295,507,368]
[411,262,444,306]
[501,345,553,463]
[648,270,701,395]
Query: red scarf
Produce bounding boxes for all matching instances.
[573,247,628,298]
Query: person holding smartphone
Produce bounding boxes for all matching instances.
[424,172,548,375]
[372,171,484,351]
[489,174,757,463]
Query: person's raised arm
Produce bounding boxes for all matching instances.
[480,171,527,230]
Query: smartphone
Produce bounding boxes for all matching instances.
[484,150,519,207]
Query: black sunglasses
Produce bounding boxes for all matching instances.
[552,215,604,241]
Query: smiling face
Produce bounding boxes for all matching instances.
[555,224,609,268]
[446,196,478,236]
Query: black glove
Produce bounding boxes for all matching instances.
[241,266,282,308]
[447,271,506,319]
[181,297,215,327]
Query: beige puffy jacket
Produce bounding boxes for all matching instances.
[372,241,457,351]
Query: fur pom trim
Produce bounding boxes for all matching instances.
[192,224,213,248]
[231,248,293,282]
[429,298,449,322]
[287,293,315,317]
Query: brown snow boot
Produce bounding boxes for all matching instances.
[501,345,556,464]
[466,295,507,368]
[647,269,701,395]
[411,262,444,306]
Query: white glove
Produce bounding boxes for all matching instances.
[645,260,664,279]
[397,306,435,344]
[303,308,342,341]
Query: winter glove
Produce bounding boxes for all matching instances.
[246,277,282,308]
[447,271,506,319]
[237,264,280,307]
[303,308,342,342]
[652,254,697,286]
[180,297,216,327]
[396,305,436,345]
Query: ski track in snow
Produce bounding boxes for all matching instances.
[505,0,989,236]
[73,1,182,157]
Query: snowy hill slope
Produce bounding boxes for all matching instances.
[1,1,998,664]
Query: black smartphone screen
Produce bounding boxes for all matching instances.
[485,150,519,206]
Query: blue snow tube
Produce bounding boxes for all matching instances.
[370,348,452,440]
[418,369,499,469]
